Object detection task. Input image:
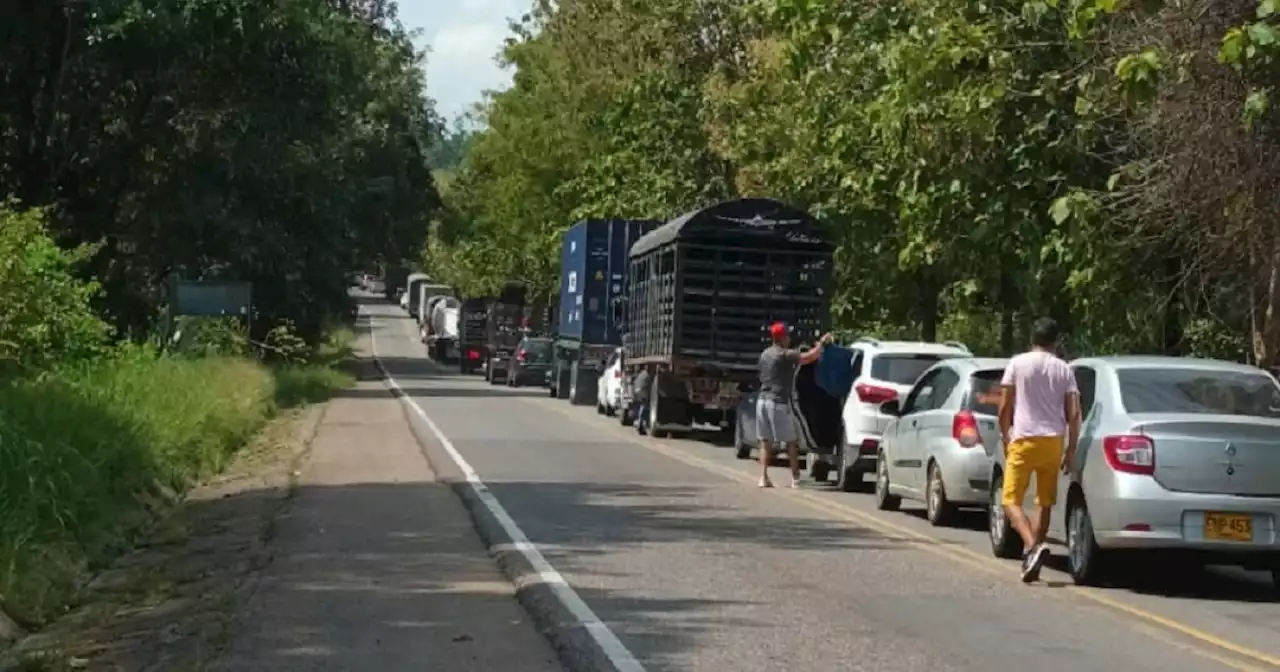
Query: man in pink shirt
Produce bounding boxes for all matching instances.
[998,318,1082,583]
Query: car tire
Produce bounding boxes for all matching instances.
[874,451,900,511]
[925,461,956,527]
[988,472,1023,559]
[734,417,751,460]
[596,400,606,414]
[620,406,633,426]
[836,433,864,492]
[1067,497,1108,586]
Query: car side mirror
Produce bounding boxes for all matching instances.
[879,399,901,416]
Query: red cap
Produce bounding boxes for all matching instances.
[768,322,787,339]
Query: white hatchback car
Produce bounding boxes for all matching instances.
[596,348,627,418]
[832,338,972,491]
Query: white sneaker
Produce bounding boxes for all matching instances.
[757,478,774,488]
[789,477,801,489]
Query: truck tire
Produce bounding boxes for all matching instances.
[569,361,596,406]
[554,362,571,400]
[649,375,671,438]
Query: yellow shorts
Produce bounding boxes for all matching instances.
[1001,436,1063,508]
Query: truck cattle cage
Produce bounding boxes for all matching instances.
[623,197,833,438]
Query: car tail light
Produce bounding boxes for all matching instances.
[856,383,898,404]
[517,351,527,362]
[467,349,480,360]
[1103,435,1155,475]
[952,410,980,448]
[858,438,880,455]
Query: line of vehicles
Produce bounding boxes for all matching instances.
[384,197,1280,590]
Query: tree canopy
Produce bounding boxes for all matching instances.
[433,0,1280,365]
[1,0,442,344]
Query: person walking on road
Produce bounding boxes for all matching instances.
[757,322,831,489]
[632,365,653,435]
[998,317,1082,583]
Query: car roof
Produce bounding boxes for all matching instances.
[943,356,1009,372]
[1073,355,1266,375]
[853,340,971,356]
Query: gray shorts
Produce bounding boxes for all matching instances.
[756,398,797,444]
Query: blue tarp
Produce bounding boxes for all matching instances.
[814,344,855,400]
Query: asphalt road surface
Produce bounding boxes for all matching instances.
[361,296,1280,672]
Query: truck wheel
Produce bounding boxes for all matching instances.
[734,417,751,459]
[568,361,596,406]
[649,376,671,439]
[810,460,832,483]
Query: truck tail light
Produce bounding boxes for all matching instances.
[467,349,480,360]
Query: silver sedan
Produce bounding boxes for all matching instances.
[988,355,1280,587]
[875,358,1006,526]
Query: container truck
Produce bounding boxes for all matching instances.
[550,218,660,405]
[620,197,834,439]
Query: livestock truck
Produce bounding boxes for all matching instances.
[457,297,491,375]
[620,197,834,439]
[549,218,659,404]
[483,282,528,385]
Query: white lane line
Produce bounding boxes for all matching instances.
[366,311,645,672]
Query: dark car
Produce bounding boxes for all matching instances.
[506,336,554,387]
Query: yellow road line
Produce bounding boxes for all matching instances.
[532,398,1280,671]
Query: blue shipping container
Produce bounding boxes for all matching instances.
[557,219,659,344]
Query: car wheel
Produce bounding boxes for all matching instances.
[925,461,956,527]
[596,399,605,414]
[988,472,1023,559]
[1067,497,1108,585]
[620,405,634,426]
[734,417,751,460]
[874,451,900,511]
[836,432,864,492]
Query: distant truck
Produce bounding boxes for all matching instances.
[383,264,410,301]
[415,283,453,325]
[422,295,461,361]
[483,282,528,385]
[457,297,492,375]
[550,219,659,404]
[619,198,833,439]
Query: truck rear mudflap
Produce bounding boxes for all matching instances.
[791,362,843,456]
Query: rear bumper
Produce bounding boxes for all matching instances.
[1090,488,1280,554]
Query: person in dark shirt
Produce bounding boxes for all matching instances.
[757,322,831,488]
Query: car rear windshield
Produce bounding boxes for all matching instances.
[968,370,1005,416]
[870,353,951,386]
[522,339,553,360]
[1118,367,1280,418]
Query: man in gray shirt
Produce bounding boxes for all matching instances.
[757,322,831,488]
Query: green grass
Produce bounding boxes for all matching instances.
[0,329,355,629]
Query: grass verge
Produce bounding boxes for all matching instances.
[0,331,354,632]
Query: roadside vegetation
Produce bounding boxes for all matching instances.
[1,0,441,637]
[431,0,1280,366]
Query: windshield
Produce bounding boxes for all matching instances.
[968,369,1005,416]
[871,353,953,386]
[1118,367,1280,418]
[522,339,553,361]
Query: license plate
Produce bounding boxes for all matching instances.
[1204,512,1253,542]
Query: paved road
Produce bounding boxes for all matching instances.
[220,332,561,671]
[365,297,1280,672]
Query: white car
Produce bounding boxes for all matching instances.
[596,348,627,420]
[398,291,410,311]
[831,338,972,491]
